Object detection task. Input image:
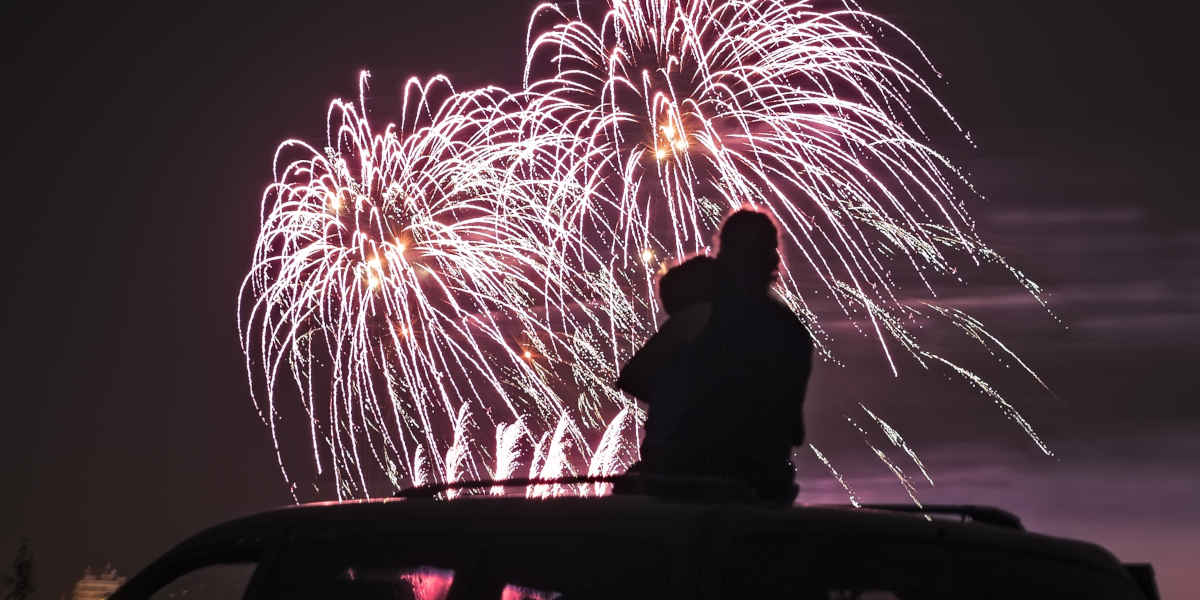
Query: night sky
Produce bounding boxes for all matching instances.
[4,1,1197,599]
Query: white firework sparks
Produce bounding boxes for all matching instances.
[241,0,1057,502]
[239,72,639,499]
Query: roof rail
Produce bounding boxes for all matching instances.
[861,504,1024,530]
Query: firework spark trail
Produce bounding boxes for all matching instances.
[848,415,930,519]
[491,420,526,494]
[922,352,1053,456]
[860,403,933,486]
[812,278,1055,461]
[528,416,575,498]
[923,303,1052,391]
[443,406,472,499]
[809,444,860,507]
[586,407,636,496]
[241,0,1058,502]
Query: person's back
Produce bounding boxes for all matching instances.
[630,209,813,503]
[639,270,811,501]
[675,285,811,497]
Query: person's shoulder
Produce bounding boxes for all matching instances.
[766,297,813,341]
[765,296,804,323]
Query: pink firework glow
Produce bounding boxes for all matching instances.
[240,0,1054,502]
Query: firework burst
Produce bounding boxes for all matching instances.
[520,0,1054,479]
[523,0,1046,360]
[239,73,641,499]
[242,0,1056,502]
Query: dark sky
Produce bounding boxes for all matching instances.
[3,1,1197,599]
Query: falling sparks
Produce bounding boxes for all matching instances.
[810,444,860,508]
[848,415,931,520]
[860,403,934,487]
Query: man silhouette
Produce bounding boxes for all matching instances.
[619,209,813,504]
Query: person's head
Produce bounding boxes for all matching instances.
[658,255,717,314]
[716,208,779,290]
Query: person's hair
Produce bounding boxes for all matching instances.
[658,255,717,314]
[716,208,779,289]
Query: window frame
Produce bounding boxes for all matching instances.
[110,530,282,600]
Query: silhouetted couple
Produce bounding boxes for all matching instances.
[617,209,812,505]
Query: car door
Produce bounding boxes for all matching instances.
[714,515,953,599]
[951,544,1147,599]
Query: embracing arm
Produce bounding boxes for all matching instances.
[615,328,675,401]
[615,304,711,401]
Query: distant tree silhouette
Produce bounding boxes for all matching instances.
[3,538,34,600]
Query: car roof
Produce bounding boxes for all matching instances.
[171,495,1122,571]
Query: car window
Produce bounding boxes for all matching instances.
[285,563,454,600]
[478,533,682,599]
[148,562,257,600]
[275,536,466,600]
[275,524,684,598]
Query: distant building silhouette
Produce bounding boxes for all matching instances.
[71,566,125,600]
